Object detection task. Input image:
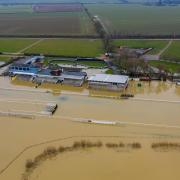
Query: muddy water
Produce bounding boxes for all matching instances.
[31,140,180,180]
[0,77,180,180]
[12,78,180,100]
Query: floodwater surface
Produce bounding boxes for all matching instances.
[0,77,180,180]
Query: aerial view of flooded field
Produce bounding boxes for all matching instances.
[0,77,180,180]
[0,2,180,180]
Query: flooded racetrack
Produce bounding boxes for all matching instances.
[0,77,180,180]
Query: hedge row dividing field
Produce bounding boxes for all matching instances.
[113,40,169,54]
[87,4,180,36]
[25,39,104,57]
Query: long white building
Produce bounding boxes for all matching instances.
[88,74,129,91]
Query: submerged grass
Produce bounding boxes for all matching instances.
[105,142,141,149]
[22,140,143,180]
[152,142,180,151]
[23,140,103,180]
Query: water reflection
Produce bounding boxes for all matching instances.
[11,78,180,99]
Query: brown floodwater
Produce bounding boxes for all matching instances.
[11,78,180,100]
[0,77,180,180]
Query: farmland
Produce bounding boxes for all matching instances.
[25,39,104,57]
[113,40,168,54]
[86,4,180,35]
[32,4,83,13]
[0,5,32,13]
[161,41,180,62]
[0,5,96,36]
[0,56,11,62]
[0,38,38,52]
[149,60,180,73]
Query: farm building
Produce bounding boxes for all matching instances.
[9,56,87,87]
[9,64,40,76]
[88,74,129,91]
[62,71,87,86]
[9,56,44,76]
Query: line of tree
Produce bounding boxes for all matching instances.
[83,6,114,52]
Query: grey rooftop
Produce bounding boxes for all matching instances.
[88,74,129,84]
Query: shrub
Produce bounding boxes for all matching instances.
[25,159,35,170]
[106,143,119,148]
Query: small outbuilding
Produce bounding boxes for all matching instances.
[88,74,129,91]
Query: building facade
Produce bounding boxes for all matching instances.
[88,74,129,91]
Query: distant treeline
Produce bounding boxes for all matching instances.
[0,34,180,39]
[0,1,180,5]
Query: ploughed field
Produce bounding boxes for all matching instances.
[0,5,95,36]
[32,3,83,13]
[86,4,180,36]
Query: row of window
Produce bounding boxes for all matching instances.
[10,66,30,71]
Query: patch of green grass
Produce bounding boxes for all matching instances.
[87,4,180,35]
[113,40,168,54]
[78,61,106,67]
[49,59,106,68]
[149,60,180,73]
[0,38,39,53]
[26,39,104,57]
[51,60,75,65]
[105,69,113,74]
[161,41,180,62]
[0,56,11,62]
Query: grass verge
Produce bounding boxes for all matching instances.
[148,60,180,73]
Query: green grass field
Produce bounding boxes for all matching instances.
[26,39,104,57]
[113,40,168,54]
[105,69,113,74]
[50,59,107,68]
[0,56,11,62]
[87,4,180,35]
[0,38,38,53]
[161,41,180,62]
[149,60,180,73]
